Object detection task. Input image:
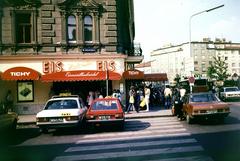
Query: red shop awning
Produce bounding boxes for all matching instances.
[144,73,168,81]
[122,70,144,80]
[41,70,121,82]
[2,67,40,80]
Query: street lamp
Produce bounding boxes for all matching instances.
[189,4,224,56]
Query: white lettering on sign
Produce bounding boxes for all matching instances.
[97,61,116,71]
[43,61,63,74]
[10,72,31,77]
[129,71,139,75]
[65,72,99,77]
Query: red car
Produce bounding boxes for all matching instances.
[86,98,125,129]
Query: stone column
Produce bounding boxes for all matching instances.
[60,11,67,44]
[77,12,83,44]
[93,12,99,44]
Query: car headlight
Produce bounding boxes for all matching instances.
[65,116,79,121]
[36,117,48,122]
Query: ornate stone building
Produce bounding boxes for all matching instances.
[0,0,143,114]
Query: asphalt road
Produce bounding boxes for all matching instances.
[1,102,240,161]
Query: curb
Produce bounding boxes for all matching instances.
[17,110,173,125]
[125,114,173,120]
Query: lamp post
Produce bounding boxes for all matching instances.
[189,4,224,57]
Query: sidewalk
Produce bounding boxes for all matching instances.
[17,108,172,125]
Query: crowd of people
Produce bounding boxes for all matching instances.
[125,84,187,115]
[51,83,187,115]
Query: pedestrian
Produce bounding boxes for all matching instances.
[5,90,13,112]
[112,89,118,98]
[173,87,184,120]
[116,89,122,101]
[87,91,95,107]
[126,86,136,113]
[179,86,186,99]
[144,85,151,111]
[134,89,141,113]
[164,85,172,109]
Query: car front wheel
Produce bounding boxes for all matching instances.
[186,114,194,124]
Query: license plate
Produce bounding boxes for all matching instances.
[50,118,63,122]
[99,116,110,120]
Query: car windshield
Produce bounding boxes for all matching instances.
[190,93,219,102]
[45,99,78,110]
[225,87,239,92]
[92,100,118,110]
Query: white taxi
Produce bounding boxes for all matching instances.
[36,95,87,133]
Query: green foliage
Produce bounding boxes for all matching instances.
[207,56,230,81]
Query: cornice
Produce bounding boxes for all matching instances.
[0,54,127,61]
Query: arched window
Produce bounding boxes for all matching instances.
[67,15,76,43]
[84,15,93,43]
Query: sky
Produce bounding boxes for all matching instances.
[134,0,240,60]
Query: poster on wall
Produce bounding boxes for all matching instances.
[17,81,34,102]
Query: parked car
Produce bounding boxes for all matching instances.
[36,95,87,133]
[0,104,18,133]
[220,86,240,101]
[182,92,230,124]
[86,98,125,129]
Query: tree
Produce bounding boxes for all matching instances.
[207,56,230,81]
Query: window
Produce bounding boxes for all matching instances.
[67,15,76,43]
[232,63,236,67]
[194,61,198,65]
[16,13,31,43]
[84,15,93,43]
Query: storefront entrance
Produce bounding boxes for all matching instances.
[52,81,112,103]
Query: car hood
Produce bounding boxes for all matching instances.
[36,109,83,117]
[190,102,229,110]
[224,91,240,94]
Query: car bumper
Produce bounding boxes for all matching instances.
[224,97,240,100]
[86,118,124,123]
[192,112,230,119]
[36,120,81,129]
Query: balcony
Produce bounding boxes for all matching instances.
[125,43,144,63]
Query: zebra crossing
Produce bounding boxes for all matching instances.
[53,117,214,161]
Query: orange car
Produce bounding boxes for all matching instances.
[86,98,125,129]
[182,92,230,124]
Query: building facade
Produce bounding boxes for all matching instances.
[0,0,143,114]
[151,38,240,83]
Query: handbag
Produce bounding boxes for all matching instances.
[140,99,146,107]
[129,96,134,103]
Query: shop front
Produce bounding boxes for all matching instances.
[0,55,125,114]
[122,69,145,104]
